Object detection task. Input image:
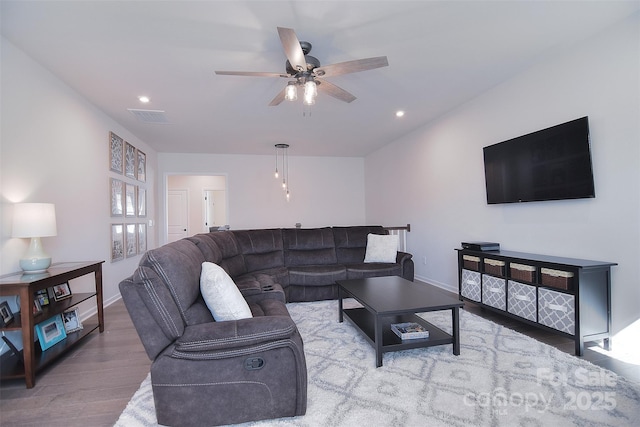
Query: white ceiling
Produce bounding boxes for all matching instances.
[2,1,638,157]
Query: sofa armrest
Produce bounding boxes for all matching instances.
[396,251,412,264]
[397,251,414,281]
[174,315,297,352]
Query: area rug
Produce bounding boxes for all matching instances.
[116,300,640,426]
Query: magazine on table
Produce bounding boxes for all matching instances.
[391,322,430,340]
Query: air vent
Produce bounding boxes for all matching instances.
[127,109,169,124]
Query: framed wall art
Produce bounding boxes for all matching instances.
[137,187,146,217]
[125,184,137,217]
[109,132,124,174]
[138,223,147,253]
[125,223,137,257]
[137,149,146,182]
[125,142,136,179]
[111,224,124,262]
[110,178,123,217]
[36,315,67,351]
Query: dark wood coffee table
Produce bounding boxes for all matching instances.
[337,276,464,367]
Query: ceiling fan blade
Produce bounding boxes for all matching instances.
[317,79,356,103]
[215,71,289,78]
[314,56,388,78]
[277,27,306,72]
[269,86,287,106]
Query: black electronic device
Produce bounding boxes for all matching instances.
[461,242,500,251]
[483,116,595,204]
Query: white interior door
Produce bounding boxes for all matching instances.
[203,189,227,231]
[168,189,188,242]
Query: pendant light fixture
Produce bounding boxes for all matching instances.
[274,144,291,201]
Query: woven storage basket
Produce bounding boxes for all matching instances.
[510,263,536,283]
[541,268,574,290]
[463,255,480,271]
[484,258,505,276]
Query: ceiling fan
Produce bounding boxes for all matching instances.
[215,27,388,106]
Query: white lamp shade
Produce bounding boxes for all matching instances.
[12,203,58,238]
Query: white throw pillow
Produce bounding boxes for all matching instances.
[200,262,252,321]
[364,233,399,263]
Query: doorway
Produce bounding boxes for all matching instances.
[166,175,228,242]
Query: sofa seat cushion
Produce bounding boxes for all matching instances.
[345,263,402,280]
[288,264,347,286]
[249,297,292,317]
[235,267,288,293]
[200,262,252,321]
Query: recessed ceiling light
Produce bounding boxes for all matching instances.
[395,110,405,117]
[138,96,150,103]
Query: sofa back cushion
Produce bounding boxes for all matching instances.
[188,233,223,264]
[200,231,247,278]
[333,226,388,264]
[139,239,206,325]
[282,227,337,266]
[234,229,285,273]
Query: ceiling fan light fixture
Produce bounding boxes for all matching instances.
[304,80,317,105]
[285,82,298,101]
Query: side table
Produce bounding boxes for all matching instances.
[0,261,104,388]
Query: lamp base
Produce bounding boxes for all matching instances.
[19,257,52,274]
[19,237,52,273]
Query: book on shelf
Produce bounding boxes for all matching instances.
[391,322,429,340]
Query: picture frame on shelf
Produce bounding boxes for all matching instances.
[63,308,83,333]
[138,223,147,253]
[109,131,124,174]
[125,142,136,179]
[33,298,43,316]
[137,149,146,182]
[125,223,137,258]
[52,282,72,301]
[137,187,146,217]
[2,336,20,357]
[0,301,14,327]
[125,184,136,217]
[35,315,67,351]
[35,289,50,306]
[110,178,123,217]
[111,224,124,262]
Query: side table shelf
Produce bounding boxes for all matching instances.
[0,261,104,388]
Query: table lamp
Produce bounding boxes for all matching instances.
[12,203,58,273]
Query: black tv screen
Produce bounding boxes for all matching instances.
[483,117,595,204]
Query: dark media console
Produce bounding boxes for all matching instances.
[456,248,616,356]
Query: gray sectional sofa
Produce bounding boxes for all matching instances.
[119,225,413,426]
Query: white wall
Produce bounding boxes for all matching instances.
[0,37,158,323]
[365,14,639,338]
[158,153,365,242]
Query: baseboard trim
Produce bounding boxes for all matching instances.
[79,293,122,322]
[414,274,457,294]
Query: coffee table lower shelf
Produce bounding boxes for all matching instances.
[342,307,455,363]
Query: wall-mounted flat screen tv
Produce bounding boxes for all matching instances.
[483,116,595,204]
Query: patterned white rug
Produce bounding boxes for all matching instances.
[116,300,640,426]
